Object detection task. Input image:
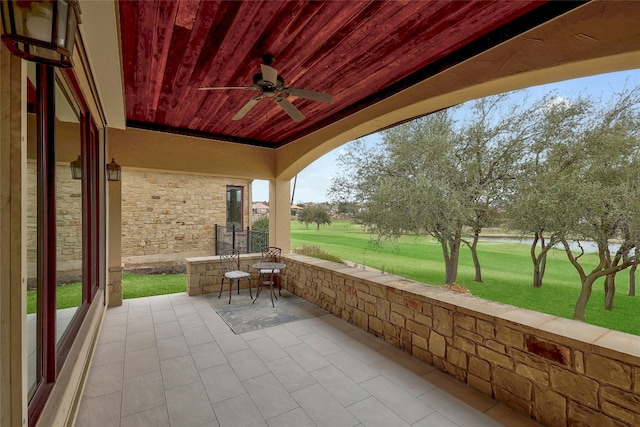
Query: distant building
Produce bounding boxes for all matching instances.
[252,202,269,214]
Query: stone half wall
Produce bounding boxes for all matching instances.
[121,168,252,267]
[186,254,261,296]
[286,254,640,427]
[185,253,640,426]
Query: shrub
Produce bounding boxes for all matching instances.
[252,216,269,232]
[294,246,344,264]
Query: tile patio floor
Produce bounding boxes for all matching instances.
[76,292,541,427]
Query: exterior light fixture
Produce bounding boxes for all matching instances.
[106,158,121,182]
[69,154,81,179]
[1,0,81,68]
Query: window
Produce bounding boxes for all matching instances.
[226,186,243,229]
[27,63,104,426]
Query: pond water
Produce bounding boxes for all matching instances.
[478,236,626,255]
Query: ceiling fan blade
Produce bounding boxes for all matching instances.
[260,64,279,86]
[275,97,304,122]
[232,96,262,121]
[197,86,256,91]
[284,87,333,103]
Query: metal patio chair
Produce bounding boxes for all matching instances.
[219,249,252,304]
[259,247,282,292]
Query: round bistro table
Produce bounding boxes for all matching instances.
[251,261,286,307]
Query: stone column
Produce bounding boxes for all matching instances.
[0,46,28,426]
[107,173,122,306]
[269,179,291,253]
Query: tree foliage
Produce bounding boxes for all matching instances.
[554,88,640,319]
[331,94,537,285]
[297,205,332,230]
[504,94,591,288]
[331,84,640,322]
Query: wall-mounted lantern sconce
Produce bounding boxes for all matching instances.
[69,154,81,179]
[1,0,81,68]
[106,158,121,182]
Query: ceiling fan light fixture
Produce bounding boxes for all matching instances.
[199,56,332,121]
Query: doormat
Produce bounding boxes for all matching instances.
[203,289,328,334]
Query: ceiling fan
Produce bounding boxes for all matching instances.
[198,56,333,122]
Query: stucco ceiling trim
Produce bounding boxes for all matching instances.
[108,127,276,179]
[78,0,126,129]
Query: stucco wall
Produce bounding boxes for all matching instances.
[121,168,252,267]
[186,254,640,427]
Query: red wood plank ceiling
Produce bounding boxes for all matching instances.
[119,0,575,148]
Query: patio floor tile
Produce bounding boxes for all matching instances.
[310,365,370,406]
[160,354,200,390]
[123,347,160,378]
[190,341,228,370]
[165,381,217,426]
[77,293,540,427]
[291,383,360,427]
[360,375,434,424]
[200,363,246,404]
[212,393,266,427]
[243,372,299,419]
[265,356,317,392]
[121,371,165,417]
[347,396,412,427]
[246,335,289,362]
[266,407,315,427]
[120,405,170,427]
[227,348,270,380]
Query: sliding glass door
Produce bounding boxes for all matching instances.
[27,63,103,426]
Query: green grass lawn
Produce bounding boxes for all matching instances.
[291,220,640,335]
[27,272,186,314]
[27,221,639,335]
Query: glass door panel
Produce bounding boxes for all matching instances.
[26,61,40,400]
[54,79,82,346]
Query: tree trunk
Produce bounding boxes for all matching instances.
[629,263,637,296]
[530,234,550,288]
[531,233,542,288]
[573,275,597,321]
[604,274,615,311]
[444,251,459,285]
[470,230,483,283]
[532,259,542,288]
[440,233,461,285]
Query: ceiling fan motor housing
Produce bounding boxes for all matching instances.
[253,72,284,89]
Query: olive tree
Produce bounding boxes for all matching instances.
[456,93,538,282]
[505,94,590,287]
[331,111,469,284]
[558,87,640,320]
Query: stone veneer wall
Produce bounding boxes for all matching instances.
[26,161,83,282]
[121,168,252,265]
[186,254,261,296]
[186,254,640,427]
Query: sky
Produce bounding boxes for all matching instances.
[252,68,640,204]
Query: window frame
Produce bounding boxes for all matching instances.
[28,63,104,426]
[226,185,244,229]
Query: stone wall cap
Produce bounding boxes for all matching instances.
[593,330,640,359]
[497,307,558,328]
[537,317,610,344]
[185,256,219,263]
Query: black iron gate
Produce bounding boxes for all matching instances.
[214,224,269,255]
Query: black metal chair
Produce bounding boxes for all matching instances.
[219,249,252,304]
[253,247,283,306]
[259,246,282,294]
